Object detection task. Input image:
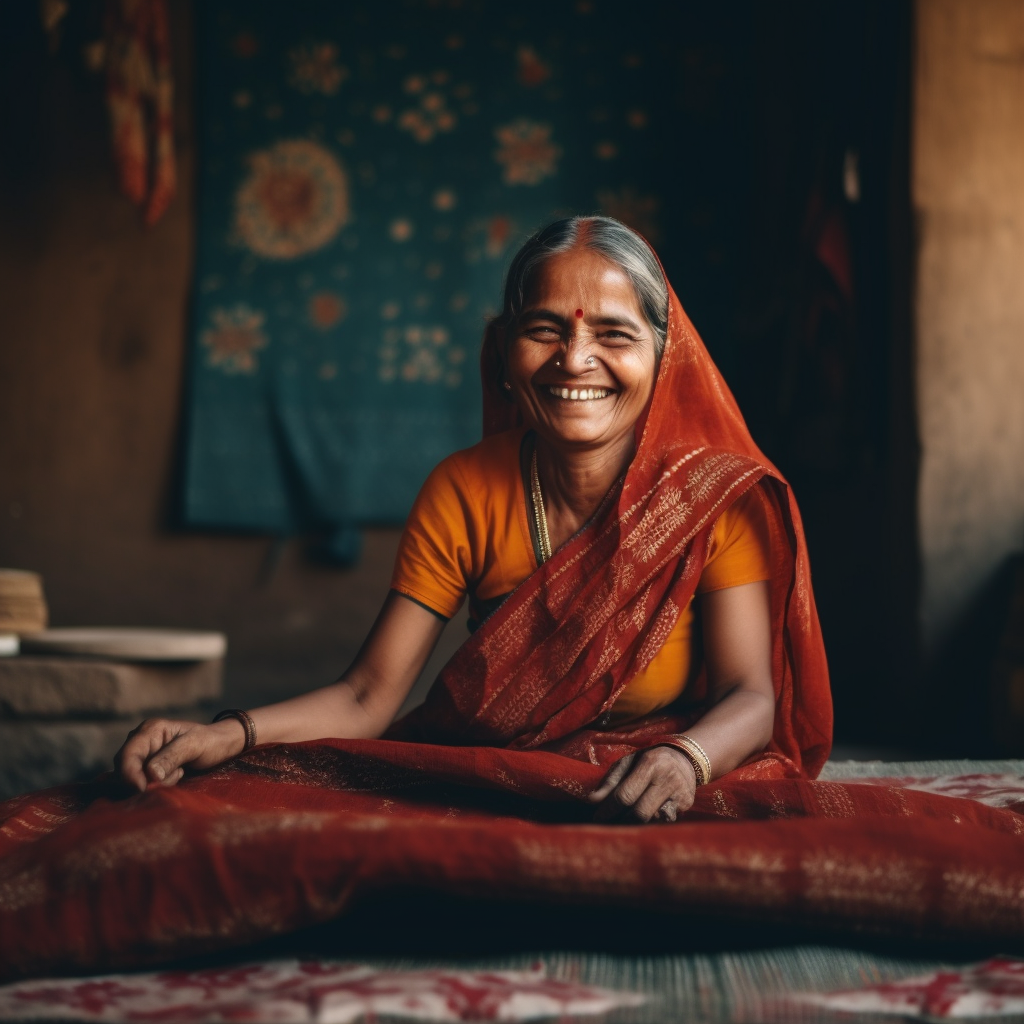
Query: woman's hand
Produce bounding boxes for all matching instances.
[111,592,448,796]
[114,717,247,793]
[588,746,697,823]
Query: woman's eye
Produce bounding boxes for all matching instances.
[527,326,561,340]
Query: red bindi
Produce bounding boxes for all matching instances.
[575,308,584,318]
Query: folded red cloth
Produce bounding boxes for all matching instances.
[1,744,1022,980]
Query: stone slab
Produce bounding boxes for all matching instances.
[19,628,226,661]
[0,712,206,801]
[0,657,223,718]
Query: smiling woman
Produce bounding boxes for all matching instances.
[113,216,829,826]
[389,219,783,821]
[0,219,840,979]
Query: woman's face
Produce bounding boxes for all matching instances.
[506,248,658,453]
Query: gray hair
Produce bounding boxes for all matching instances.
[494,216,669,357]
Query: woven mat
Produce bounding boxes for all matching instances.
[3,950,1022,1023]
[821,759,1024,778]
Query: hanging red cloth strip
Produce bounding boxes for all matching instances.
[104,0,175,225]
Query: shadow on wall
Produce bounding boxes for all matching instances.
[926,555,1024,758]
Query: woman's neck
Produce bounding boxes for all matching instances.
[534,432,633,548]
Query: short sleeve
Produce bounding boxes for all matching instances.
[390,456,474,619]
[696,487,772,594]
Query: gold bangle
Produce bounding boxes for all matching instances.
[660,735,711,786]
[678,734,712,784]
[212,709,257,752]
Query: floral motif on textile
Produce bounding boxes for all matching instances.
[287,42,348,95]
[202,305,269,374]
[234,140,349,260]
[493,119,562,186]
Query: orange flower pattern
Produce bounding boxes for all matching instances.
[234,140,349,259]
[516,46,551,87]
[202,305,268,374]
[308,292,347,330]
[287,42,348,95]
[494,119,562,186]
[396,73,464,143]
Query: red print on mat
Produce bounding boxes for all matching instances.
[794,957,1024,1019]
[835,773,1024,812]
[0,961,644,1023]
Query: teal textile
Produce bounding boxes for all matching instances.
[184,1,751,541]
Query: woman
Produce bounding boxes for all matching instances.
[27,223,1024,980]
[116,217,831,819]
[5,223,1021,981]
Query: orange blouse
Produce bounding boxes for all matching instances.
[392,429,771,724]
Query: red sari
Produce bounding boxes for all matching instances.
[0,283,1021,980]
[393,278,831,776]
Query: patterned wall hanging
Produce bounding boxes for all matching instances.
[183,0,749,559]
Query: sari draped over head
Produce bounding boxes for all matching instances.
[393,276,832,779]
[4,266,1022,985]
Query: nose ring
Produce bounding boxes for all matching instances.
[585,356,596,367]
[554,358,562,367]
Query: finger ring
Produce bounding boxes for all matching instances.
[660,800,677,821]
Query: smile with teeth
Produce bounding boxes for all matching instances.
[545,385,613,401]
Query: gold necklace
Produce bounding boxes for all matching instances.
[530,448,553,563]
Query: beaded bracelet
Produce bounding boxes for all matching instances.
[658,734,712,787]
[212,708,258,752]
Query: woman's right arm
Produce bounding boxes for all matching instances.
[115,590,447,792]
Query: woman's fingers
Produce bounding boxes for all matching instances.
[587,753,635,803]
[592,747,697,823]
[115,719,180,792]
[593,754,656,821]
[115,719,208,792]
[632,777,677,822]
[113,725,146,792]
[144,730,204,785]
[153,766,186,787]
[116,717,248,794]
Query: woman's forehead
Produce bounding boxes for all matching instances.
[523,249,644,315]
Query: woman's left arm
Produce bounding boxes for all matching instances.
[590,580,775,822]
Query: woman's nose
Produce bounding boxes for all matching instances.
[559,336,594,375]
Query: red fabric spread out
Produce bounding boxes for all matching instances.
[1,271,1022,980]
[2,752,1024,980]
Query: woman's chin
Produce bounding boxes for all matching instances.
[538,415,625,449]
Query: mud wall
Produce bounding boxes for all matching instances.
[914,0,1024,660]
